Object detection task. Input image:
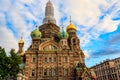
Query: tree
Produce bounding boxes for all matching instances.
[0,46,21,80]
[0,46,8,79]
[8,49,21,79]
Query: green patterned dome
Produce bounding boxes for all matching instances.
[31,27,42,39]
[58,30,69,39]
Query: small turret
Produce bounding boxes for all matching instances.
[31,25,42,50]
[66,16,80,51]
[18,35,25,57]
[58,26,69,39]
[58,25,69,50]
[66,16,76,32]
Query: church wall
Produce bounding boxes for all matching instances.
[24,51,81,80]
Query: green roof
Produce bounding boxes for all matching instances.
[31,29,42,38]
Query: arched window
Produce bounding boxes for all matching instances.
[49,69,52,76]
[31,69,35,76]
[49,57,52,62]
[64,69,68,76]
[64,56,68,63]
[45,57,47,63]
[53,68,57,76]
[44,69,47,76]
[73,39,76,45]
[43,44,57,51]
[54,57,57,62]
[32,57,36,63]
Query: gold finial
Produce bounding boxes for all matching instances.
[36,21,38,30]
[70,16,72,23]
[18,33,24,44]
[21,33,23,40]
[36,25,38,30]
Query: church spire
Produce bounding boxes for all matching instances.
[43,0,56,24]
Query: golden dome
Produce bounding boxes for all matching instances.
[18,39,24,44]
[66,23,76,31]
[66,16,76,31]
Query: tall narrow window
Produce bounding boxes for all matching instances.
[49,69,52,76]
[49,57,52,63]
[33,58,36,63]
[45,57,47,63]
[54,57,57,62]
[44,69,47,76]
[53,68,57,76]
[73,39,76,45]
[64,57,68,63]
[31,69,35,76]
[53,46,57,50]
[64,69,68,76]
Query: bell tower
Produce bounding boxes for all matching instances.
[43,0,56,24]
[66,16,80,51]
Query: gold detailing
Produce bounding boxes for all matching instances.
[18,39,24,44]
[66,16,76,31]
[18,33,24,44]
[66,23,76,31]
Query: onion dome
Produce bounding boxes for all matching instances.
[58,26,69,39]
[31,26,42,39]
[18,34,24,44]
[66,16,76,31]
[18,39,24,44]
[18,36,24,47]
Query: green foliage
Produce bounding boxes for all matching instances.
[0,46,21,80]
[0,46,8,79]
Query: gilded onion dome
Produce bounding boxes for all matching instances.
[66,16,76,31]
[31,26,42,39]
[18,35,24,46]
[58,27,69,39]
[18,39,24,44]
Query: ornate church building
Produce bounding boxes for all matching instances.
[18,0,96,80]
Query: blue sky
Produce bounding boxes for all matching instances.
[0,0,120,67]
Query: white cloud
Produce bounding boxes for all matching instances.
[83,50,90,58]
[0,0,11,12]
[0,13,5,26]
[97,15,119,32]
[62,0,101,26]
[0,26,18,53]
[58,0,120,47]
[0,0,120,55]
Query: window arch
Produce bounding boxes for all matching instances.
[73,39,76,45]
[31,69,35,76]
[45,57,47,63]
[43,44,57,51]
[44,69,47,76]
